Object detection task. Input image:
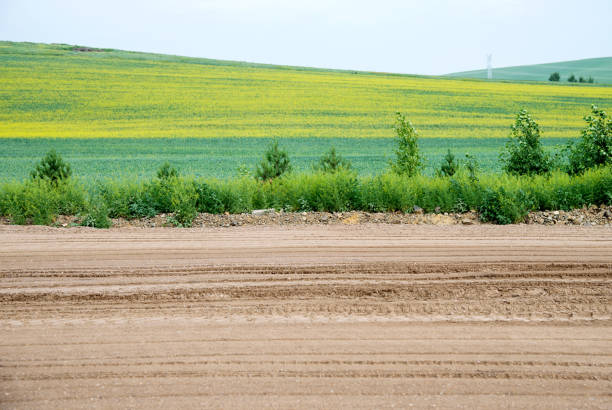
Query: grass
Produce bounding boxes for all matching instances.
[1,41,612,141]
[0,137,573,181]
[448,57,612,84]
[1,167,610,227]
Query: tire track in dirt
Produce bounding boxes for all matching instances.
[1,224,611,409]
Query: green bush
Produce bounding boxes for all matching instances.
[548,72,560,81]
[30,150,72,185]
[80,202,111,228]
[315,147,352,173]
[500,109,551,176]
[567,105,611,175]
[0,180,58,225]
[194,180,224,213]
[168,179,198,227]
[568,74,577,83]
[255,139,292,181]
[478,187,534,225]
[438,149,458,177]
[389,112,423,177]
[156,161,179,179]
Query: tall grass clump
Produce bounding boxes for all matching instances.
[271,170,359,212]
[0,179,87,225]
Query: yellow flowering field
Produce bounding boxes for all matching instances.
[1,41,611,139]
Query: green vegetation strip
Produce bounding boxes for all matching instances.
[1,167,610,227]
[0,137,572,181]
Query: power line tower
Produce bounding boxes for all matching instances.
[487,54,493,80]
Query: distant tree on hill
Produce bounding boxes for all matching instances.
[588,77,595,83]
[548,72,560,81]
[579,76,586,83]
[568,74,577,83]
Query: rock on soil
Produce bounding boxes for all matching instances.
[1,206,610,228]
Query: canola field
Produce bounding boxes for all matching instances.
[0,42,611,180]
[1,41,611,140]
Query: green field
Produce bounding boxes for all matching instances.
[0,137,572,181]
[448,57,612,84]
[1,42,610,181]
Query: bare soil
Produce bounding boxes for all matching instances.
[1,224,611,409]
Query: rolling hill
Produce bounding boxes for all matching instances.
[447,57,612,84]
[1,41,611,179]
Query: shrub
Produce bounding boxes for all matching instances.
[80,202,111,228]
[255,139,292,181]
[156,161,179,179]
[30,150,72,185]
[389,112,423,176]
[194,180,224,213]
[500,109,551,176]
[567,105,611,174]
[1,180,58,225]
[438,149,458,177]
[568,74,577,83]
[168,179,198,227]
[548,72,560,81]
[315,147,352,173]
[463,154,480,183]
[478,187,533,225]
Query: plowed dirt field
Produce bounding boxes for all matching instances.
[1,224,611,409]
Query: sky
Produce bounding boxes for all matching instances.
[1,0,611,75]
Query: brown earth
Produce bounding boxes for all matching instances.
[1,224,611,409]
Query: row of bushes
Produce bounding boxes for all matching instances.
[1,166,610,227]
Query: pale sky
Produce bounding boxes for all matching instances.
[1,0,611,75]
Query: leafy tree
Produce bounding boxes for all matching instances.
[389,112,423,176]
[438,149,458,177]
[567,105,612,174]
[568,74,577,82]
[315,147,352,173]
[30,150,72,185]
[579,76,586,83]
[500,110,551,176]
[156,161,179,179]
[548,72,560,81]
[255,139,291,181]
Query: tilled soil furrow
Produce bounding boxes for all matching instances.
[1,224,611,409]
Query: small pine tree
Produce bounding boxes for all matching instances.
[156,161,179,179]
[548,72,560,81]
[30,150,72,184]
[316,147,351,173]
[439,149,458,177]
[463,154,480,183]
[500,109,551,176]
[255,139,292,181]
[389,112,423,176]
[567,105,612,174]
[568,74,577,83]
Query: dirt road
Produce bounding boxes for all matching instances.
[1,224,611,409]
